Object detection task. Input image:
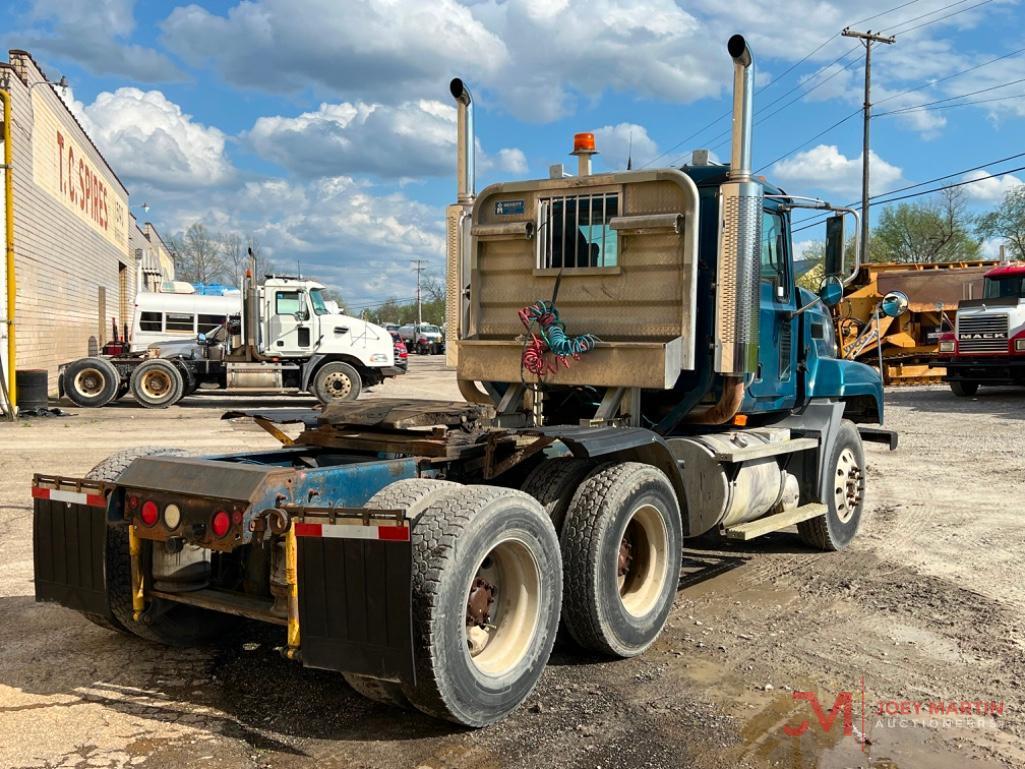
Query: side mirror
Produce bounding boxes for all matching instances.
[825,215,845,277]
[880,290,909,318]
[196,332,207,344]
[818,276,844,307]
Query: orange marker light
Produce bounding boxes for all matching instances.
[572,132,597,154]
[733,414,749,427]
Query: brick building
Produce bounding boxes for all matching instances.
[0,50,171,395]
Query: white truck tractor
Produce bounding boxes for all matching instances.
[61,264,401,408]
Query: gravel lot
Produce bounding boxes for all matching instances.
[1,358,1023,769]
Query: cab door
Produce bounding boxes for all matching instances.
[744,205,798,410]
[267,289,313,355]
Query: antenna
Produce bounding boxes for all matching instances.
[627,129,633,170]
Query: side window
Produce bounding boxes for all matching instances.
[165,312,194,332]
[139,311,162,332]
[760,209,788,298]
[275,291,301,315]
[197,314,225,333]
[538,192,619,269]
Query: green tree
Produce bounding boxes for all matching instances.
[870,188,980,263]
[976,185,1025,260]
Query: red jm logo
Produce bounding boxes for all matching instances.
[784,691,855,737]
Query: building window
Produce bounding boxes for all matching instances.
[165,312,195,332]
[139,311,162,332]
[538,192,619,270]
[198,314,226,333]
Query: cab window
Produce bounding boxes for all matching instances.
[760,210,788,299]
[275,291,302,315]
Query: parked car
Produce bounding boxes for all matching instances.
[398,322,445,355]
[390,331,409,371]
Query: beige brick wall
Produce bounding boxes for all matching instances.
[3,53,135,395]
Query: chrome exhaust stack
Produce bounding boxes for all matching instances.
[714,34,763,375]
[447,78,476,374]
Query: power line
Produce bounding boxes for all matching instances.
[790,161,1025,234]
[886,0,993,35]
[639,0,929,169]
[875,76,1025,115]
[875,90,1025,115]
[752,109,863,174]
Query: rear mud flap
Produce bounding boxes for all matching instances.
[32,476,112,618]
[296,519,415,684]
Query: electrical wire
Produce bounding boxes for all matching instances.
[875,77,1025,115]
[875,91,1025,115]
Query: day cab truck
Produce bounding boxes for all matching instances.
[59,273,400,408]
[32,37,903,728]
[932,261,1025,395]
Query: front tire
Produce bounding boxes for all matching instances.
[64,357,120,408]
[560,462,682,658]
[950,380,979,397]
[403,487,562,727]
[130,359,184,408]
[797,420,866,551]
[312,361,362,403]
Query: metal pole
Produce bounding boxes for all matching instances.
[412,258,424,326]
[841,28,894,267]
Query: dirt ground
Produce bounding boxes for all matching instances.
[1,358,1023,769]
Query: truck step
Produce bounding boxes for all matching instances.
[723,503,826,541]
[713,437,818,463]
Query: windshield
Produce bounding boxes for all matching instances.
[420,324,441,333]
[309,288,330,315]
[983,276,1025,299]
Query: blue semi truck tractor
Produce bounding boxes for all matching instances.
[31,36,903,727]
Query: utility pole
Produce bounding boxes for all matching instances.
[412,259,425,325]
[841,27,895,265]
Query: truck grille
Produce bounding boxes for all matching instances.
[957,315,1009,353]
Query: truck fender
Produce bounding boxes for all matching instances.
[775,399,846,505]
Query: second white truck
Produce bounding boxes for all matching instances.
[60,266,402,408]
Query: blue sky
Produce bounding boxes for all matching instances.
[3,0,1024,309]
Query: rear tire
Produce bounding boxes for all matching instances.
[312,361,362,403]
[402,487,562,727]
[560,462,682,658]
[343,478,460,708]
[797,420,865,552]
[520,457,594,534]
[950,380,979,397]
[64,357,120,408]
[130,359,185,408]
[82,447,230,644]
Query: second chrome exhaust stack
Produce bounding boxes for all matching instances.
[713,34,763,376]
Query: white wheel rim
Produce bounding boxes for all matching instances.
[322,371,352,398]
[463,537,541,677]
[141,370,172,399]
[834,447,863,523]
[618,503,670,618]
[73,368,105,397]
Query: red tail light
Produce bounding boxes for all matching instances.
[127,494,140,510]
[140,500,159,526]
[211,510,231,538]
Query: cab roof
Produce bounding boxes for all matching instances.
[985,263,1025,278]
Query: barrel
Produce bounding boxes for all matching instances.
[16,369,48,411]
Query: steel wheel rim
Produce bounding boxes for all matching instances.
[141,369,172,399]
[618,503,669,618]
[463,536,541,677]
[73,368,104,397]
[323,371,352,399]
[834,447,863,523]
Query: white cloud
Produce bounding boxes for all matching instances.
[248,100,526,179]
[771,144,903,197]
[162,0,508,101]
[25,0,184,81]
[592,123,657,171]
[961,170,1024,204]
[68,88,233,190]
[165,176,448,306]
